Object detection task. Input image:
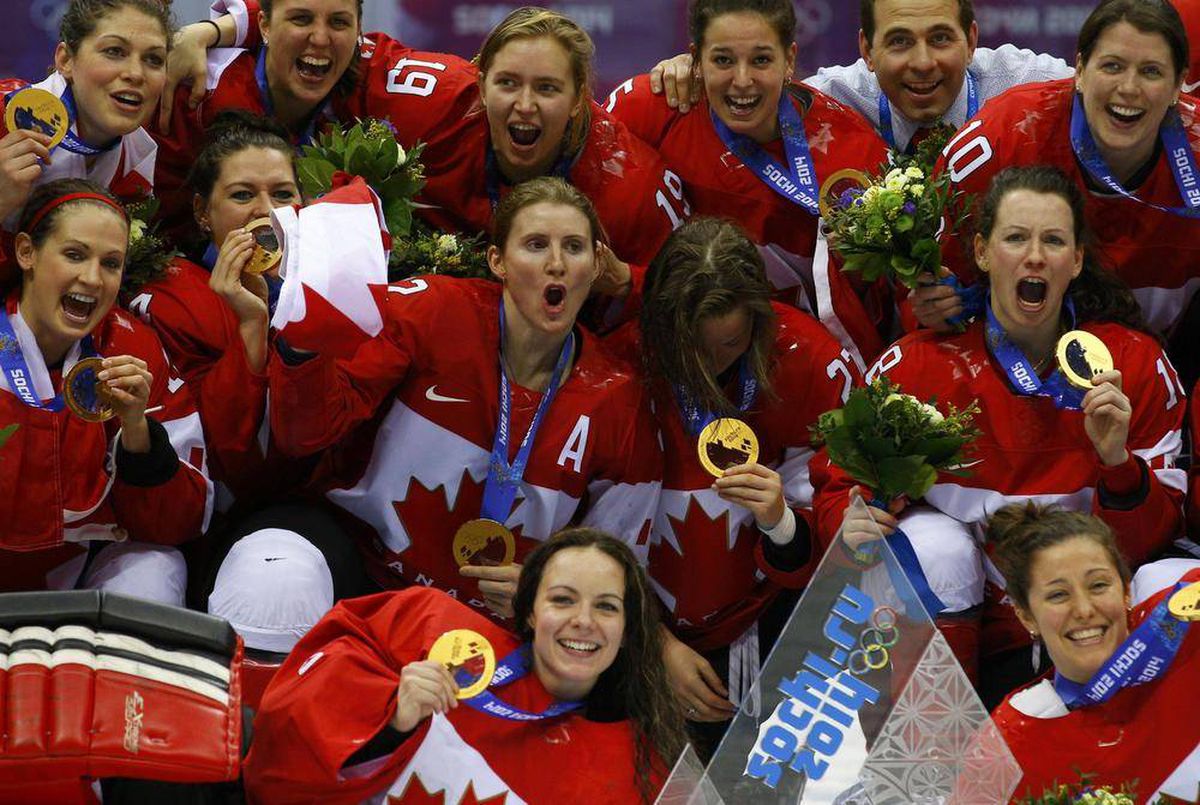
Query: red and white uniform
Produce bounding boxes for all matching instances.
[338,34,684,267]
[0,73,156,275]
[1189,378,1200,536]
[1172,0,1200,94]
[605,75,894,370]
[814,322,1186,646]
[269,277,662,604]
[993,569,1200,803]
[244,587,663,805]
[939,79,1200,337]
[129,257,304,508]
[610,305,856,651]
[0,293,212,589]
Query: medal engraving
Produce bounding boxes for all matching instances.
[1055,330,1114,390]
[428,629,496,700]
[63,356,115,423]
[697,417,760,478]
[452,519,516,568]
[242,217,282,275]
[5,88,69,150]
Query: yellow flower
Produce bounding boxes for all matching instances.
[128,218,147,243]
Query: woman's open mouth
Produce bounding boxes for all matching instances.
[1016,277,1047,312]
[508,123,541,148]
[543,284,566,315]
[296,56,333,83]
[61,292,97,326]
[725,95,762,118]
[1106,103,1146,127]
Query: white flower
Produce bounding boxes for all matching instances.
[885,173,907,192]
[435,233,458,255]
[128,218,147,243]
[906,183,925,197]
[863,185,882,204]
[921,403,944,423]
[904,165,924,180]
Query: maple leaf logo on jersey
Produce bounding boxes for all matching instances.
[649,494,759,623]
[388,777,509,805]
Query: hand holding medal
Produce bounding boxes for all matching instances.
[0,89,62,219]
[1056,331,1132,468]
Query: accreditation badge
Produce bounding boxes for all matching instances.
[452,518,516,568]
[697,417,759,478]
[818,168,872,219]
[242,217,282,275]
[63,356,115,423]
[5,88,69,150]
[428,629,496,700]
[1168,581,1200,622]
[1056,330,1113,390]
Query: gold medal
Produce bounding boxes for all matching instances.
[242,217,281,275]
[63,356,115,423]
[1168,581,1200,622]
[5,88,69,150]
[427,629,496,699]
[697,417,759,478]
[452,518,516,568]
[818,168,872,219]
[1055,330,1114,390]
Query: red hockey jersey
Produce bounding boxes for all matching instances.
[993,569,1200,803]
[0,293,211,586]
[268,277,662,605]
[610,304,857,650]
[335,34,683,268]
[244,588,663,805]
[605,74,894,369]
[1173,0,1200,94]
[939,79,1200,337]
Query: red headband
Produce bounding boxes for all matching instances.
[24,192,129,236]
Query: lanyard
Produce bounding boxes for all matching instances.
[484,144,576,211]
[2,84,118,157]
[984,295,1085,410]
[0,307,95,412]
[480,302,575,523]
[711,93,820,215]
[460,644,584,721]
[878,71,977,152]
[1069,94,1200,217]
[673,357,757,436]
[255,48,329,147]
[1053,582,1191,708]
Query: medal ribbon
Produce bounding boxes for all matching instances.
[862,497,947,617]
[984,294,1085,410]
[459,645,583,721]
[879,70,978,152]
[254,48,329,146]
[480,302,575,523]
[1053,581,1191,709]
[1069,94,1200,218]
[0,307,95,412]
[932,273,986,327]
[2,85,117,157]
[673,357,758,436]
[711,93,820,215]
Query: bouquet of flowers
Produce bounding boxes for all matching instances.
[811,377,980,501]
[820,159,959,290]
[297,118,488,279]
[1017,774,1139,804]
[120,197,175,294]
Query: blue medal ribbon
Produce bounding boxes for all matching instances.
[879,70,978,153]
[3,84,117,157]
[711,93,820,215]
[673,357,757,437]
[254,48,330,146]
[860,498,947,617]
[0,306,96,412]
[1052,582,1191,709]
[984,294,1085,410]
[1069,94,1200,217]
[201,241,283,316]
[929,273,986,327]
[459,644,584,721]
[480,302,575,523]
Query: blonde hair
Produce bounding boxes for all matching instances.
[475,6,595,155]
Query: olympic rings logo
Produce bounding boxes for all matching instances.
[848,605,899,675]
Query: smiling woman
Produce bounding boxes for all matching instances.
[0,0,171,278]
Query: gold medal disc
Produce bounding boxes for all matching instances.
[1168,581,1200,622]
[1055,330,1114,390]
[242,217,281,275]
[428,629,496,699]
[697,417,759,478]
[5,88,69,150]
[63,356,115,423]
[452,518,516,568]
[818,168,872,219]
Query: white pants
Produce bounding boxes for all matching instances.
[46,541,187,607]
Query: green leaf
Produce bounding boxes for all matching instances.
[843,391,876,431]
[860,433,899,460]
[346,142,373,178]
[0,423,18,450]
[297,159,335,197]
[383,198,414,237]
[876,454,930,500]
[894,214,914,233]
[904,435,966,465]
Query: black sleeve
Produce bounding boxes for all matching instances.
[342,723,413,768]
[759,510,813,572]
[115,417,179,487]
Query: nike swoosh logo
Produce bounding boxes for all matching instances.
[946,460,984,470]
[1184,79,1199,94]
[426,385,470,403]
